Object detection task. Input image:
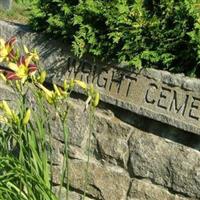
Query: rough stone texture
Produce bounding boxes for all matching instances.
[53,187,93,200]
[0,80,15,101]
[52,159,130,200]
[50,99,200,200]
[129,128,200,199]
[93,111,132,169]
[0,20,200,200]
[127,179,190,200]
[50,101,90,148]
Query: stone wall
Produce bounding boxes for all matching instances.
[0,20,200,200]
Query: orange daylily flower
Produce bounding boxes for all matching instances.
[6,55,37,83]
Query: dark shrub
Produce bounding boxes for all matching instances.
[30,0,200,76]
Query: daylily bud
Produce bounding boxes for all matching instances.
[2,101,12,117]
[15,80,22,93]
[53,84,61,96]
[33,49,39,61]
[69,79,75,89]
[38,71,46,84]
[45,93,54,104]
[36,83,53,98]
[23,109,31,125]
[59,87,67,97]
[23,45,29,54]
[63,80,68,90]
[12,112,19,124]
[93,92,100,107]
[75,80,87,90]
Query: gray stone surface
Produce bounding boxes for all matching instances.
[52,159,130,200]
[53,187,93,200]
[50,99,200,200]
[0,0,12,10]
[127,179,190,200]
[0,80,15,99]
[93,112,131,168]
[129,128,200,199]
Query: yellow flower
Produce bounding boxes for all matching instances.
[6,56,37,83]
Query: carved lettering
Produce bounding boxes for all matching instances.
[97,70,109,88]
[109,71,123,94]
[65,57,79,79]
[169,91,189,116]
[57,57,200,132]
[125,76,137,98]
[145,83,158,104]
[189,97,200,120]
[157,87,171,110]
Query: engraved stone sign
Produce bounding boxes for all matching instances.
[49,56,200,135]
[0,20,199,135]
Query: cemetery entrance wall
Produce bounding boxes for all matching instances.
[0,20,200,200]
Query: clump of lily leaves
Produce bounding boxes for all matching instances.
[0,36,99,200]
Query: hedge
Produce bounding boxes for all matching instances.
[30,0,200,77]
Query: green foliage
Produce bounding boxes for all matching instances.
[0,156,57,200]
[31,0,200,76]
[15,0,38,4]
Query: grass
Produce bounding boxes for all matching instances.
[0,1,31,24]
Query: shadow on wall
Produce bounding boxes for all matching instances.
[100,102,200,152]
